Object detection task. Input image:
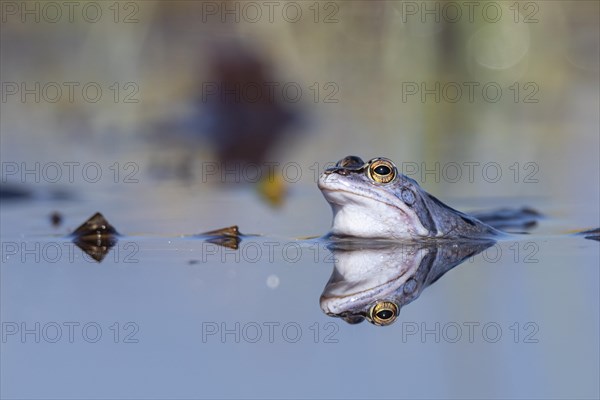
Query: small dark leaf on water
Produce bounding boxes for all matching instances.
[198,226,242,249]
[71,213,118,263]
[200,225,239,238]
[71,212,119,238]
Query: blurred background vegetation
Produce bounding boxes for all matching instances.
[1,0,598,233]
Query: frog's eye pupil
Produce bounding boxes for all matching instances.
[374,165,391,176]
[376,309,393,320]
[368,159,396,184]
[369,301,399,325]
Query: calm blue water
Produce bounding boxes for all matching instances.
[1,180,598,399]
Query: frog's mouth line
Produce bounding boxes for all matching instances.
[322,271,409,303]
[319,187,412,218]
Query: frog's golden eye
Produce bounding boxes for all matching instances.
[368,301,399,326]
[368,159,396,184]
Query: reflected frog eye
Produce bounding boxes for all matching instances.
[368,159,396,184]
[368,301,399,326]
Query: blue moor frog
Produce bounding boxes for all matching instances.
[318,155,538,240]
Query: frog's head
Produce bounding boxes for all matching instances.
[318,156,434,239]
[320,240,495,326]
[319,243,429,326]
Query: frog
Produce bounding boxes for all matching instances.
[318,155,541,240]
[319,240,493,326]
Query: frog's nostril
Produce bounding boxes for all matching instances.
[324,167,348,176]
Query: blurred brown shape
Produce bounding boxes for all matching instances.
[50,211,63,227]
[201,42,299,169]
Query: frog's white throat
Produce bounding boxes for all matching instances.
[322,189,430,239]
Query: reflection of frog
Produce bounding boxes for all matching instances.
[318,156,541,240]
[320,240,493,326]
